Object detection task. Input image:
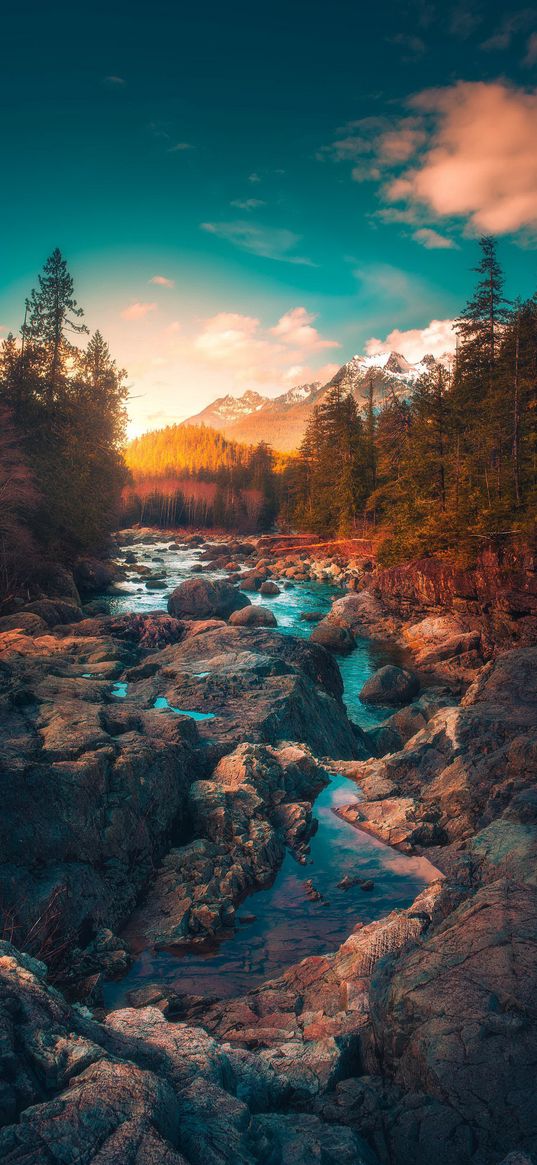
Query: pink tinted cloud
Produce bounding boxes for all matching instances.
[365,318,456,363]
[385,82,537,235]
[121,302,157,320]
[270,307,340,351]
[191,308,340,389]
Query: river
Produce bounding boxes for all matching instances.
[101,535,438,1005]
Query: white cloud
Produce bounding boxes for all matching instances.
[412,227,458,249]
[248,172,261,183]
[150,275,175,287]
[200,221,315,265]
[121,302,157,320]
[103,75,126,87]
[190,308,339,388]
[321,81,537,239]
[168,142,194,152]
[270,307,339,351]
[194,312,261,359]
[365,318,456,362]
[384,82,537,235]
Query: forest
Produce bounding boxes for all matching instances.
[124,426,278,531]
[284,237,537,563]
[0,249,128,599]
[1,237,535,603]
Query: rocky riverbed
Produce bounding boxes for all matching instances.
[0,527,536,1165]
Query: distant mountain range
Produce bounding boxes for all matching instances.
[183,351,448,452]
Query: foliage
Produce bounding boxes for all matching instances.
[125,426,279,532]
[0,251,128,580]
[289,237,537,561]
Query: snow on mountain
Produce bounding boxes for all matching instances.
[183,351,446,452]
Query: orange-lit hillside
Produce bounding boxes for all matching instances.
[123,423,282,531]
[125,423,255,480]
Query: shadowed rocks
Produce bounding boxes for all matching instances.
[168,578,250,620]
[359,666,420,706]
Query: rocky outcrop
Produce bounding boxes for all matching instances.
[123,743,328,947]
[0,942,375,1164]
[365,880,537,1165]
[228,606,277,627]
[338,646,537,862]
[125,623,366,759]
[0,620,199,961]
[359,665,419,706]
[372,546,537,657]
[168,578,250,620]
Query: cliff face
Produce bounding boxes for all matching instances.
[372,546,537,651]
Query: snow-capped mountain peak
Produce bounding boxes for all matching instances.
[184,349,448,452]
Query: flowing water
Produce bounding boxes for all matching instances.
[100,536,438,1005]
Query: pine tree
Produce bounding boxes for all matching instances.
[453,236,511,511]
[23,248,88,402]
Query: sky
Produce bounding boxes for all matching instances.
[1,0,537,436]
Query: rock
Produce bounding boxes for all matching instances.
[168,578,250,620]
[365,725,404,757]
[228,606,277,628]
[259,580,281,596]
[304,878,323,901]
[337,874,375,892]
[123,743,329,947]
[310,620,356,655]
[74,556,119,595]
[300,610,323,622]
[127,624,365,759]
[359,666,420,706]
[368,880,537,1165]
[0,612,48,636]
[239,569,269,592]
[22,598,84,626]
[251,1112,375,1165]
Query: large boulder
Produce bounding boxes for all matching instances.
[228,606,277,628]
[260,580,281,596]
[73,556,119,595]
[121,624,366,760]
[310,620,356,655]
[168,578,250,621]
[359,665,420,706]
[368,880,537,1164]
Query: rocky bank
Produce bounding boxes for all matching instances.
[0,528,536,1164]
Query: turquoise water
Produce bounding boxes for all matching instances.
[105,773,437,1004]
[153,695,215,721]
[100,540,399,728]
[100,536,436,1008]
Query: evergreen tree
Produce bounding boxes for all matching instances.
[22,248,88,402]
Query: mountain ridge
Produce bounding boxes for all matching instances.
[182,350,448,452]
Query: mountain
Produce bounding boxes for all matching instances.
[183,352,443,452]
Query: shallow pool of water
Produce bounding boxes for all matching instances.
[99,542,399,727]
[105,772,437,1005]
[100,535,436,1007]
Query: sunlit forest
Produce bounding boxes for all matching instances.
[1,238,536,603]
[283,237,537,562]
[124,425,279,531]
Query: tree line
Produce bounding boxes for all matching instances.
[0,250,128,598]
[124,427,278,532]
[283,237,537,562]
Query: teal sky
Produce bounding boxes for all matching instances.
[2,0,537,434]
